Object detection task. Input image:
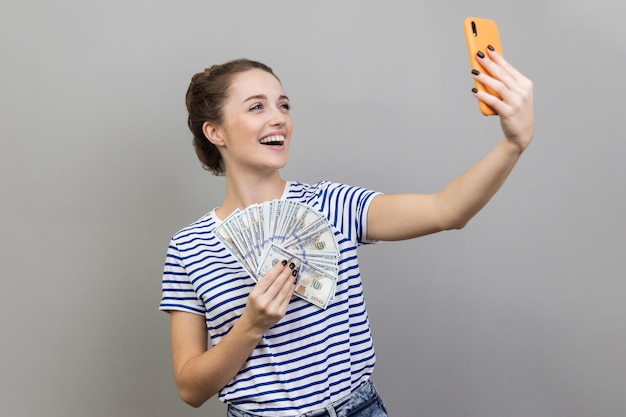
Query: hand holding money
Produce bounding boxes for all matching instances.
[215,200,340,309]
[240,259,298,336]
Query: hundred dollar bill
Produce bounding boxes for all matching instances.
[277,201,300,240]
[245,204,262,259]
[283,203,325,239]
[295,251,339,274]
[272,200,285,240]
[219,209,246,255]
[256,243,303,281]
[255,204,266,250]
[214,217,256,279]
[224,216,257,271]
[294,261,337,309]
[256,244,335,308]
[284,222,338,253]
[272,200,289,240]
[216,200,340,309]
[234,210,254,253]
[290,248,338,301]
[263,200,276,247]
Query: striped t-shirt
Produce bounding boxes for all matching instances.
[160,180,381,416]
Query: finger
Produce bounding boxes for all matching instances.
[264,257,298,301]
[472,69,505,98]
[261,264,297,314]
[275,266,298,306]
[255,259,289,293]
[482,48,533,99]
[486,47,527,84]
[472,59,530,107]
[475,50,517,91]
[472,67,533,118]
[266,261,297,298]
[471,87,504,116]
[484,49,534,105]
[273,259,299,298]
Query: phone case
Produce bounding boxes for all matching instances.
[464,17,503,116]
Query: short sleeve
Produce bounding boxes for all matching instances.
[310,181,382,246]
[159,239,205,315]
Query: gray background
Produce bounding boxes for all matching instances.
[1,0,624,416]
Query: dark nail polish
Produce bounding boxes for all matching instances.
[289,262,296,270]
[281,260,288,266]
[472,87,478,93]
[471,69,480,75]
[487,45,495,51]
[477,51,485,59]
[292,270,298,277]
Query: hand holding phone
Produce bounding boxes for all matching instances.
[464,17,503,116]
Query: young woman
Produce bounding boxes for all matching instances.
[160,51,534,417]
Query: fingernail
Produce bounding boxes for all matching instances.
[289,262,296,270]
[281,260,288,266]
[487,45,495,51]
[292,270,298,277]
[477,51,485,59]
[472,87,478,93]
[471,69,480,75]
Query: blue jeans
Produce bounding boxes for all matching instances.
[227,380,388,417]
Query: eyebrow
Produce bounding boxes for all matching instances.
[243,94,289,104]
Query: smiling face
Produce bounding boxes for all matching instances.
[204,68,293,177]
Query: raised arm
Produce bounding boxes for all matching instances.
[367,47,534,241]
[170,260,297,407]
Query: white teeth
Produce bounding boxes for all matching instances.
[259,135,285,144]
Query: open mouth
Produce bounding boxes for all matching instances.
[259,135,285,146]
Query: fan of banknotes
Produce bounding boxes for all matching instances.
[214,199,339,309]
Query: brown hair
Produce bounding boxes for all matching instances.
[185,58,279,175]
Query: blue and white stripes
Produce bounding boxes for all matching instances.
[160,181,381,416]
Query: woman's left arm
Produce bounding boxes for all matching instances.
[367,48,534,241]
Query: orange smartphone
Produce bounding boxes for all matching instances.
[464,17,503,116]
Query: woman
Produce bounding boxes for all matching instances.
[160,50,534,417]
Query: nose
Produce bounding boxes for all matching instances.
[269,105,287,127]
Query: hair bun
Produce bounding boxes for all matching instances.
[204,65,218,76]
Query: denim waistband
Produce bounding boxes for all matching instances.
[227,380,380,417]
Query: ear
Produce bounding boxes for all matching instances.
[202,122,225,147]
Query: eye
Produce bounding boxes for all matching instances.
[280,102,291,110]
[249,103,263,111]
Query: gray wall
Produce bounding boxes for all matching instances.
[1,1,624,416]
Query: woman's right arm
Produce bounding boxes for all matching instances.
[170,259,298,407]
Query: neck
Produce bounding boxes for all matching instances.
[216,170,286,219]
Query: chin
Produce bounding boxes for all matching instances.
[270,157,289,170]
